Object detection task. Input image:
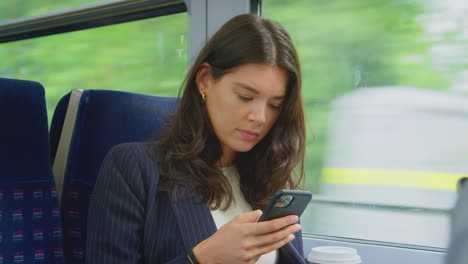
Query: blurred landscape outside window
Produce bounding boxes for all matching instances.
[0,4,188,121]
[0,0,107,22]
[264,0,468,249]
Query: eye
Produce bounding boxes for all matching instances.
[269,104,282,110]
[238,95,252,101]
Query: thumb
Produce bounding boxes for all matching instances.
[233,210,263,224]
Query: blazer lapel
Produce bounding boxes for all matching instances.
[169,189,217,249]
[279,242,307,264]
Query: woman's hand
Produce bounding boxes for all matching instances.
[192,210,302,264]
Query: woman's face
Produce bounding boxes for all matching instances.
[197,63,288,166]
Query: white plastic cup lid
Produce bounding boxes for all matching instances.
[307,246,362,264]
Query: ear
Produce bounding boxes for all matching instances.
[195,62,213,95]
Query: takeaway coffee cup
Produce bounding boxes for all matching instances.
[307,246,361,264]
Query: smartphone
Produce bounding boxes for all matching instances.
[258,189,312,222]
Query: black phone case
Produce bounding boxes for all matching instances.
[258,189,312,222]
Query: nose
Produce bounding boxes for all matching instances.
[248,102,267,125]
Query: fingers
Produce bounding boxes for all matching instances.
[214,212,301,263]
[243,224,301,260]
[255,231,297,256]
[251,214,299,235]
[232,209,263,224]
[254,223,302,248]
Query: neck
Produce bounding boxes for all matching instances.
[219,149,236,168]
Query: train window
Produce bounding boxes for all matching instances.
[264,0,468,249]
[0,0,106,22]
[1,12,188,122]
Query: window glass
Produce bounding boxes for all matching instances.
[0,13,188,122]
[0,0,106,22]
[264,0,468,248]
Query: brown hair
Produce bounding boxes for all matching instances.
[156,14,305,210]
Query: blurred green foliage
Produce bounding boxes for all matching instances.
[0,0,457,191]
[264,0,450,190]
[0,0,105,21]
[0,8,188,121]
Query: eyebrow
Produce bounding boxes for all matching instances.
[234,82,286,100]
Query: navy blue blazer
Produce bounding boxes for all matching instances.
[86,142,307,263]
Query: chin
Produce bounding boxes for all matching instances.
[232,143,257,153]
[235,148,253,153]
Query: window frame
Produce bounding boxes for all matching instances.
[0,0,187,43]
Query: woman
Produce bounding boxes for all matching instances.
[86,13,307,264]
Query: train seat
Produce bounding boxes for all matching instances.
[0,77,64,264]
[49,89,178,263]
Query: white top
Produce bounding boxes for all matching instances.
[211,166,278,264]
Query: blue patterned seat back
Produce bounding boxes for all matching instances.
[0,78,64,264]
[49,89,178,264]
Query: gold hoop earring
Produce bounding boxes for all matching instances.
[201,92,206,101]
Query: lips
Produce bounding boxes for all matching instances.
[237,129,259,140]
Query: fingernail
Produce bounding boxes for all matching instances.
[288,234,295,240]
[292,215,299,222]
[296,224,302,231]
